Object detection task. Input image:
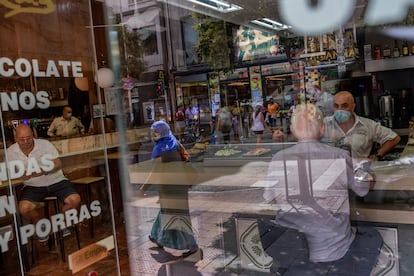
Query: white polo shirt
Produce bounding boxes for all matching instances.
[7,139,67,187]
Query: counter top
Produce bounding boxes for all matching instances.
[129,158,414,191]
[50,128,149,157]
[400,138,414,157]
[128,159,268,187]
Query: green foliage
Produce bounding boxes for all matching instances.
[192,13,235,70]
[117,25,147,79]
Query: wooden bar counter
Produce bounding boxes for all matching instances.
[128,143,414,226]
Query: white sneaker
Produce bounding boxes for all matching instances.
[38,234,49,242]
[62,228,71,237]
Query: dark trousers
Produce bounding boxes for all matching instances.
[278,227,382,276]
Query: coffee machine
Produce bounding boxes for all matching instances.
[378,90,394,128]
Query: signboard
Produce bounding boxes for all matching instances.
[69,236,114,274]
[234,26,282,62]
[249,66,263,105]
[261,62,293,76]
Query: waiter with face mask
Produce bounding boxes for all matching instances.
[322,91,400,161]
[47,106,85,137]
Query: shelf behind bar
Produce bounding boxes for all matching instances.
[365,55,414,72]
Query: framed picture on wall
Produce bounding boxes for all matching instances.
[143,101,154,123]
[104,87,119,115]
[92,104,105,118]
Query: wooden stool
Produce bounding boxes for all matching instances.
[43,196,81,262]
[71,176,105,238]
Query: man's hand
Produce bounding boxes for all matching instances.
[272,129,285,140]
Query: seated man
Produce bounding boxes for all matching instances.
[263,103,382,275]
[8,124,81,241]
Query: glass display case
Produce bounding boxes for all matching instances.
[204,142,296,166]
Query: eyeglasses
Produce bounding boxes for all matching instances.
[17,136,33,142]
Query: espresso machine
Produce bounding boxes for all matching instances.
[378,90,395,128]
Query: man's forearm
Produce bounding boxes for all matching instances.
[377,136,401,157]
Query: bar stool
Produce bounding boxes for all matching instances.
[43,196,80,262]
[0,213,13,269]
[71,176,105,238]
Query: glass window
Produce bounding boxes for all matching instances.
[136,26,158,56]
[1,0,414,274]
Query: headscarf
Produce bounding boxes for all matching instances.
[150,120,178,159]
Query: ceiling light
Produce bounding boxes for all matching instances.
[251,18,291,31]
[185,0,242,13]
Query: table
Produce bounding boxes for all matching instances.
[93,150,139,214]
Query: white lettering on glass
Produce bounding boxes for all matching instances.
[14,58,31,77]
[40,154,54,172]
[46,60,59,77]
[0,196,16,217]
[65,208,79,227]
[279,0,356,35]
[58,60,71,77]
[78,204,92,223]
[1,92,19,111]
[36,91,51,109]
[0,91,50,111]
[31,59,45,77]
[25,157,42,176]
[71,61,83,77]
[0,199,99,249]
[0,57,14,77]
[0,58,83,78]
[90,200,102,217]
[365,0,414,25]
[0,231,12,253]
[19,91,37,110]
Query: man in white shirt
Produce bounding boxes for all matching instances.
[47,106,85,137]
[8,124,81,241]
[322,91,400,161]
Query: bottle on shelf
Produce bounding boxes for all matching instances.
[374,45,381,60]
[393,40,400,58]
[411,43,414,55]
[402,41,409,56]
[383,44,391,58]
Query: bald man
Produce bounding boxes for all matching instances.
[7,124,80,240]
[322,91,400,161]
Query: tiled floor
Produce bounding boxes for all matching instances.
[4,182,414,275]
[2,215,130,276]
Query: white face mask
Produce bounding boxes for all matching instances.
[151,132,161,142]
[334,110,351,123]
[66,112,72,119]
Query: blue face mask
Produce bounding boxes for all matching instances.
[334,110,351,123]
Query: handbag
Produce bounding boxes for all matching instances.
[177,141,190,162]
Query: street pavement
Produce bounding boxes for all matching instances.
[124,133,276,275]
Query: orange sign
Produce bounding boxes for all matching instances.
[0,0,55,18]
[70,244,108,274]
